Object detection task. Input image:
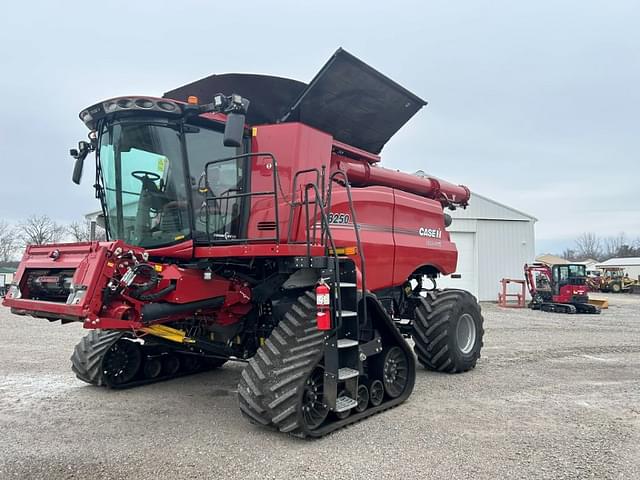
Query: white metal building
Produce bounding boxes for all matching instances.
[437,193,537,301]
[596,257,640,281]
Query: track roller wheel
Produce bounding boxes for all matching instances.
[413,289,484,373]
[143,357,162,379]
[162,354,181,376]
[369,380,384,407]
[381,346,409,398]
[355,384,369,413]
[180,355,202,373]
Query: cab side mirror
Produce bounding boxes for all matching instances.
[70,141,93,184]
[223,112,245,147]
[72,156,85,185]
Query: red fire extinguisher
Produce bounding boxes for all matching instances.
[316,280,331,331]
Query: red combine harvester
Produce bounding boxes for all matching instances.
[524,263,600,314]
[3,49,484,437]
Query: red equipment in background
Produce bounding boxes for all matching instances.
[497,278,526,308]
[524,263,600,314]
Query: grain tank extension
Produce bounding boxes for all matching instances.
[3,49,483,437]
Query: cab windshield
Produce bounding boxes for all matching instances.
[554,264,587,285]
[98,120,242,248]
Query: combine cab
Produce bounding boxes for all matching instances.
[3,49,485,437]
[524,263,600,314]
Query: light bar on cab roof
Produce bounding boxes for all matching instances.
[79,96,186,130]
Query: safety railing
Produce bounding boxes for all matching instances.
[202,152,280,244]
[326,170,367,327]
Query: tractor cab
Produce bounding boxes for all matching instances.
[551,264,587,296]
[71,95,249,250]
[601,267,626,279]
[96,115,244,248]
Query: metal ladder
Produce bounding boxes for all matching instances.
[286,167,367,413]
[322,256,361,412]
[322,171,367,413]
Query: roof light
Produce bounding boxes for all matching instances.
[187,96,199,105]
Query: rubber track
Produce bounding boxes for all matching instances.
[237,291,323,435]
[237,291,415,438]
[70,330,124,386]
[71,330,227,389]
[413,289,484,373]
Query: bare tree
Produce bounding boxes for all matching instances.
[66,220,106,242]
[17,215,65,246]
[0,220,19,262]
[66,221,91,242]
[561,248,577,261]
[604,233,626,259]
[574,232,603,261]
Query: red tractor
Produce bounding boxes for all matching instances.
[3,49,484,437]
[524,263,600,314]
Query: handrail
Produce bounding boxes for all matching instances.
[287,168,322,244]
[326,170,367,328]
[203,152,280,244]
[301,181,345,331]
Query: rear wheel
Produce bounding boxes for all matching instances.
[612,282,622,293]
[413,289,484,373]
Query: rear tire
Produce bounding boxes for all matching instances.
[413,289,484,373]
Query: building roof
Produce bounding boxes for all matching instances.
[448,191,537,222]
[535,254,569,265]
[597,257,640,267]
[575,258,599,266]
[0,267,16,274]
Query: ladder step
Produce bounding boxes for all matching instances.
[335,396,358,412]
[337,339,359,349]
[338,310,357,317]
[338,367,359,380]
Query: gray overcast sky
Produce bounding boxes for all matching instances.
[1,0,638,254]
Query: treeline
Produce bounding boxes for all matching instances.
[561,232,640,262]
[0,215,106,263]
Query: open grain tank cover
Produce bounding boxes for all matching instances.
[280,48,427,154]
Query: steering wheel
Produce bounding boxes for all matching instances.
[132,171,161,182]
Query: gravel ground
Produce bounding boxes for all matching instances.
[0,294,639,480]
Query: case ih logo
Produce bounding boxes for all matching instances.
[419,227,442,239]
